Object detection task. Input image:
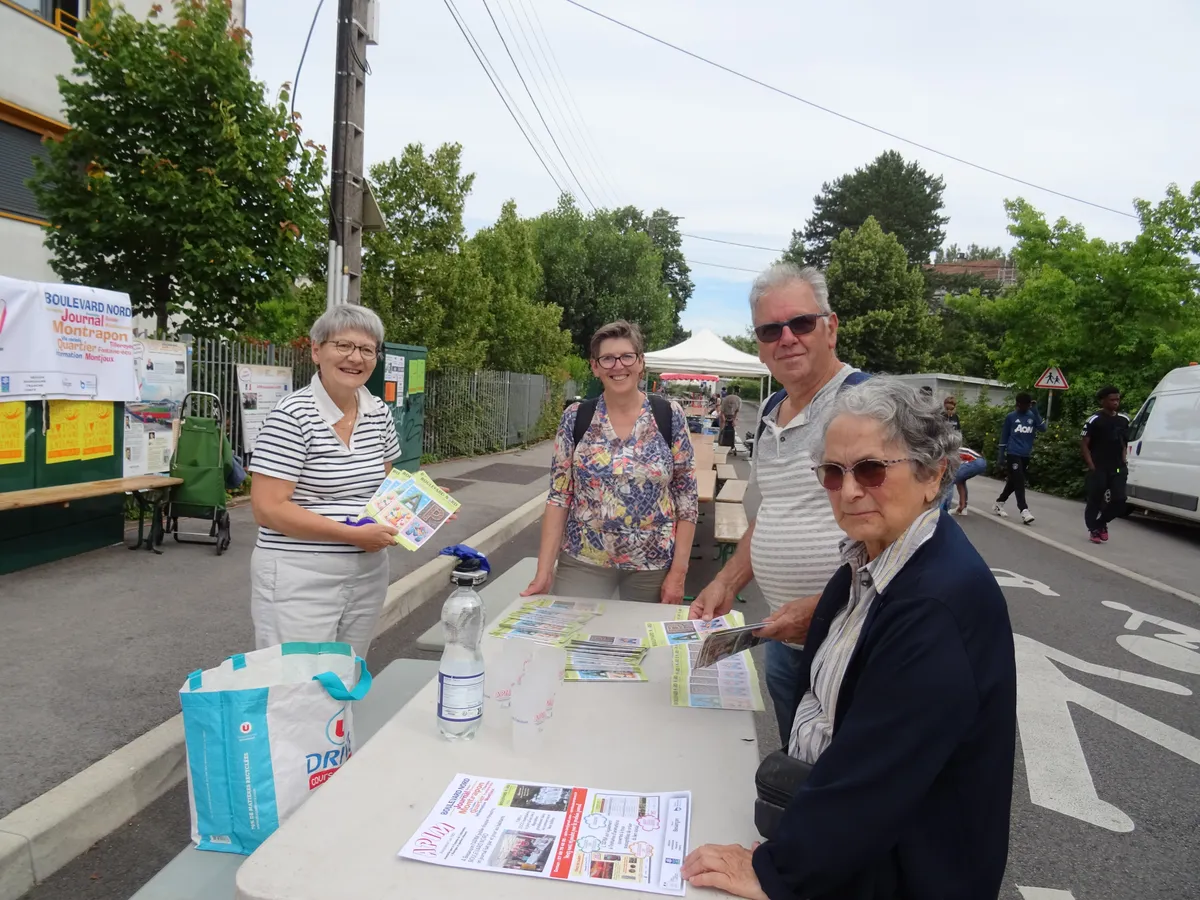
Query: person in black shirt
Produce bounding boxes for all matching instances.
[942,395,961,431]
[1081,385,1130,544]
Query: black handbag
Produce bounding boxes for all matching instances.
[754,750,813,839]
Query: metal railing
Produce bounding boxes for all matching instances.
[422,369,553,460]
[188,339,555,462]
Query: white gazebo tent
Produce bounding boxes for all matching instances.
[643,329,771,398]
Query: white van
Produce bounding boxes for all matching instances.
[1125,364,1200,523]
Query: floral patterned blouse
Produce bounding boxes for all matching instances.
[547,396,699,571]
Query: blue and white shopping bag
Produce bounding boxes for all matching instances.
[179,642,372,855]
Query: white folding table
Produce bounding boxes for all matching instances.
[235,595,763,899]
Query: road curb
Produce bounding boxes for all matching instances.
[967,504,1200,608]
[0,491,548,900]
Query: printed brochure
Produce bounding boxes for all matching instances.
[489,599,604,646]
[399,774,691,896]
[645,609,745,647]
[360,470,461,550]
[671,641,765,711]
[693,622,764,670]
[565,635,649,682]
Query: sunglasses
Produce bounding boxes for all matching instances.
[596,352,640,369]
[813,458,912,491]
[754,313,829,343]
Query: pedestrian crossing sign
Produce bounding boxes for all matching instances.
[1034,367,1069,390]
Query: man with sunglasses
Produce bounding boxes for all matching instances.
[690,263,868,740]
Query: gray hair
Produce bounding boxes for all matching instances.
[816,377,962,496]
[309,305,385,348]
[748,263,832,316]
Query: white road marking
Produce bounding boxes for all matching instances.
[1017,888,1077,899]
[1015,634,1200,832]
[969,504,1200,608]
[991,568,1060,596]
[1102,600,1200,674]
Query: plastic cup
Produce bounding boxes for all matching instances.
[487,639,532,711]
[510,669,548,755]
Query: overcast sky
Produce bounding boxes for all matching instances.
[245,0,1200,339]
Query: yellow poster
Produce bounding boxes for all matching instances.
[0,402,26,466]
[80,402,115,460]
[46,399,84,464]
[408,358,426,395]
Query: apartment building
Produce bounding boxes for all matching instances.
[0,0,246,282]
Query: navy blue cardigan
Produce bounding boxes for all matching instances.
[752,513,1016,900]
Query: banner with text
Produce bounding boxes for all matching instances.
[0,276,138,402]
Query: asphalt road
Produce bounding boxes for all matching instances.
[19,464,1200,899]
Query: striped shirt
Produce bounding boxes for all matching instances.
[248,374,400,553]
[749,365,858,614]
[789,505,941,763]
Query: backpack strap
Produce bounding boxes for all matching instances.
[756,389,788,443]
[574,394,675,455]
[755,370,871,442]
[647,394,675,447]
[571,398,598,449]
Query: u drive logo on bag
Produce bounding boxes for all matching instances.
[239,722,253,735]
[305,706,351,791]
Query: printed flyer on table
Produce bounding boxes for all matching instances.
[400,774,691,896]
[645,609,745,647]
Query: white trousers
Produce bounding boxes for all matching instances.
[250,546,389,656]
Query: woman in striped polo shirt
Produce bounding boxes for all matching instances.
[247,305,401,653]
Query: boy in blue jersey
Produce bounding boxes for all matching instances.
[993,392,1046,524]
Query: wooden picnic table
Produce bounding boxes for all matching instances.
[716,479,747,503]
[696,468,717,503]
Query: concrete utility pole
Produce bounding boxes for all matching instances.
[327,0,372,307]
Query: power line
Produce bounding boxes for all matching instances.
[452,0,572,191]
[498,0,610,207]
[515,0,622,205]
[562,0,1137,220]
[682,232,785,253]
[290,0,326,119]
[443,0,566,194]
[688,259,761,274]
[483,0,596,209]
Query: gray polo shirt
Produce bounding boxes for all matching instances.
[749,365,857,613]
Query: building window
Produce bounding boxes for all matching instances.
[3,1,89,34]
[0,121,50,221]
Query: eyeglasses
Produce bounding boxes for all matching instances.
[323,340,380,360]
[596,352,640,369]
[754,313,829,343]
[813,458,912,491]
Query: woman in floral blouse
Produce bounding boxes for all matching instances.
[523,321,699,603]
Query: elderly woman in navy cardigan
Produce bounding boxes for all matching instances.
[684,379,1016,900]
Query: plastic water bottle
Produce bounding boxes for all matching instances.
[437,556,487,741]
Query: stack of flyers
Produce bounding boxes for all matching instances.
[693,622,765,670]
[564,635,649,682]
[644,610,745,648]
[672,641,766,711]
[489,598,604,646]
[358,470,460,551]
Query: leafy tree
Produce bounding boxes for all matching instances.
[987,190,1200,421]
[610,206,694,342]
[930,289,1004,378]
[361,143,488,369]
[783,150,948,269]
[469,199,572,372]
[29,0,325,337]
[826,217,940,373]
[531,196,674,353]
